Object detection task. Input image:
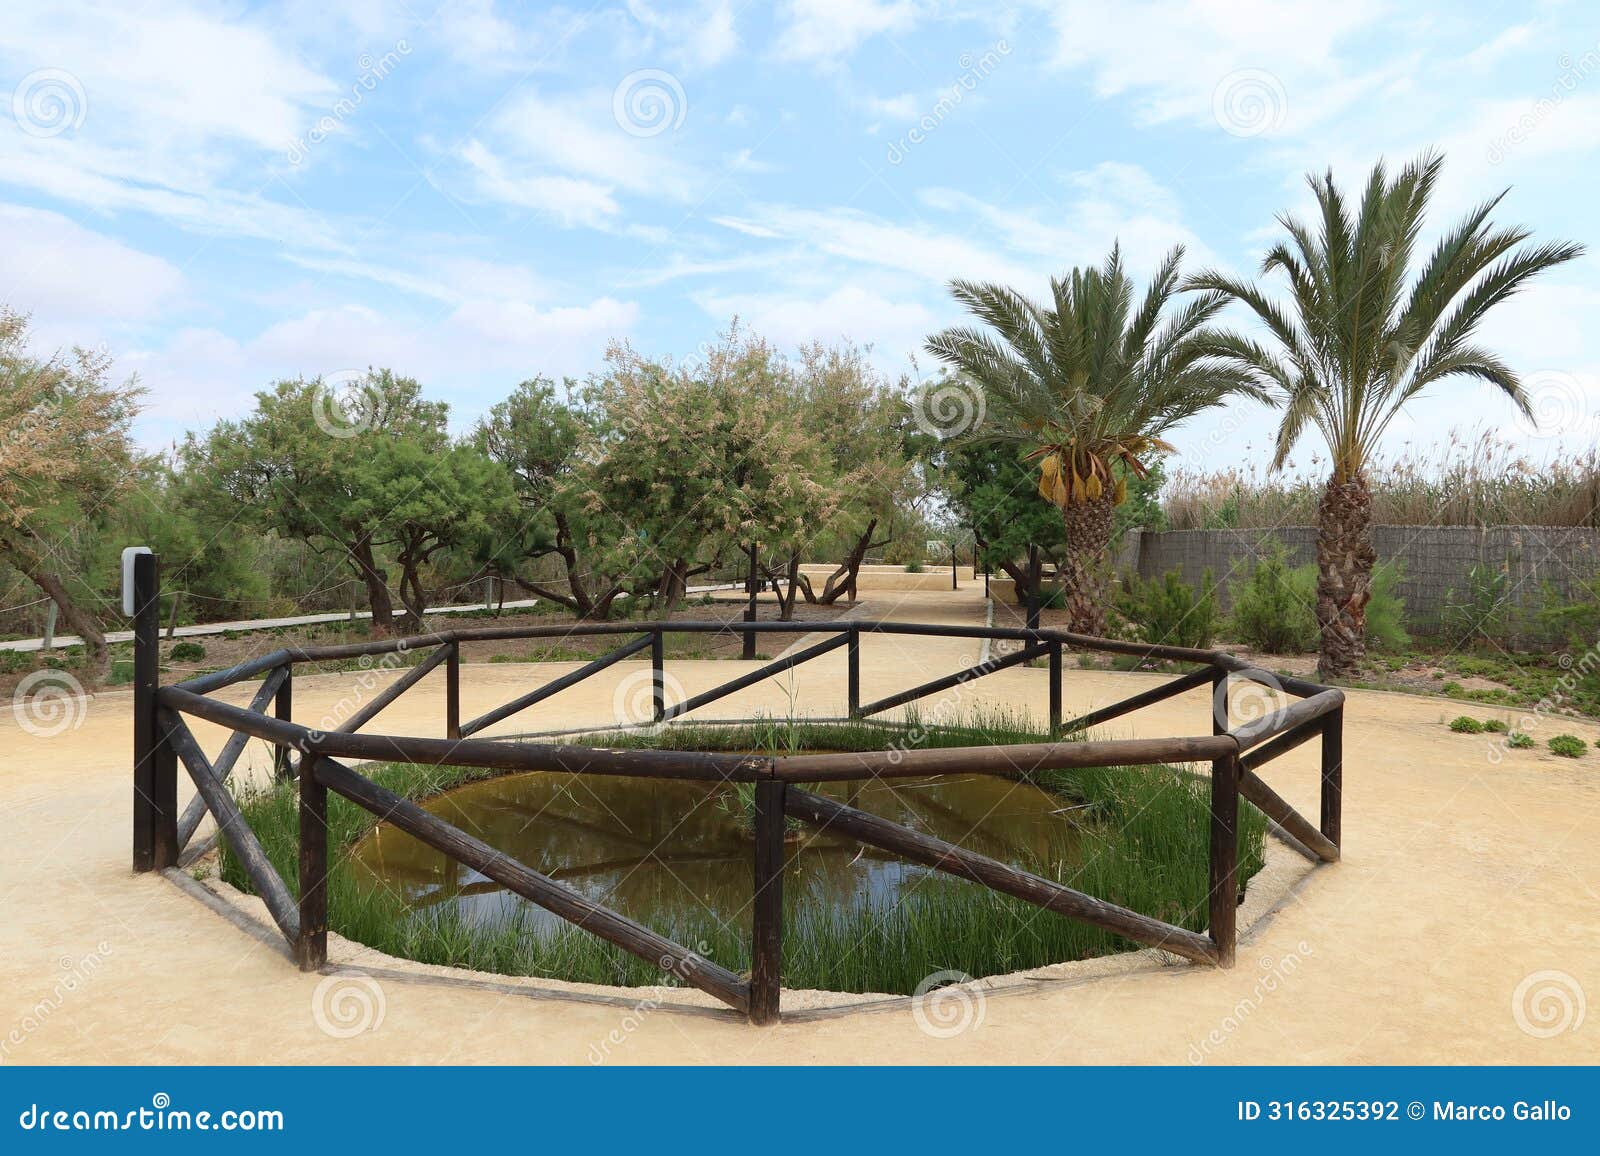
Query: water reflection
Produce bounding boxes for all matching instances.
[350,770,1087,939]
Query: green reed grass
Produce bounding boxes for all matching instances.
[222,712,1266,995]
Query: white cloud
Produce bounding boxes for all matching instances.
[694,285,932,370]
[127,295,640,445]
[0,1,345,246]
[626,0,740,69]
[714,204,1039,287]
[280,250,552,306]
[1045,0,1391,135]
[776,0,920,64]
[920,162,1214,276]
[0,203,183,327]
[456,86,699,224]
[459,139,622,227]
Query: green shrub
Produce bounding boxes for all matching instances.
[1363,562,1411,652]
[1506,731,1535,749]
[1482,718,1509,733]
[1448,715,1483,733]
[1229,548,1317,653]
[904,561,924,573]
[1229,551,1408,655]
[1117,567,1217,649]
[169,640,207,662]
[1442,561,1514,648]
[1548,734,1587,758]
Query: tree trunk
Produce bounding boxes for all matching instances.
[350,536,393,635]
[552,512,597,618]
[778,554,802,622]
[1058,494,1116,634]
[13,548,109,679]
[1316,473,1375,680]
[396,558,427,634]
[818,519,885,605]
[655,557,689,614]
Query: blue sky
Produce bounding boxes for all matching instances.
[2,0,1598,471]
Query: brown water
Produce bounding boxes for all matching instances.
[350,771,1088,938]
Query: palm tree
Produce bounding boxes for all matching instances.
[926,244,1267,634]
[1187,153,1583,679]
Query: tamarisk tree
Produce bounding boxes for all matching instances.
[0,309,141,677]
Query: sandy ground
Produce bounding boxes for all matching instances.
[2,587,1597,1065]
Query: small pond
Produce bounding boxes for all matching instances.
[350,770,1089,940]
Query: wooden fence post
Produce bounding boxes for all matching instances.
[749,779,786,1025]
[1212,668,1228,736]
[272,666,294,781]
[1048,641,1062,736]
[1026,543,1041,631]
[132,552,177,872]
[296,756,328,971]
[1321,706,1343,851]
[1208,750,1239,967]
[446,640,462,740]
[742,543,758,661]
[847,627,861,719]
[651,628,666,722]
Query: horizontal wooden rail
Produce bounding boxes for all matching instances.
[1058,665,1216,735]
[774,733,1239,782]
[170,620,1235,691]
[458,633,653,738]
[784,786,1219,965]
[176,665,289,849]
[159,685,770,781]
[175,649,293,695]
[1212,654,1332,700]
[856,642,1049,718]
[336,644,453,734]
[1231,688,1345,751]
[662,633,849,721]
[313,757,750,1014]
[160,710,299,943]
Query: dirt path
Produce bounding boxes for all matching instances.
[2,586,1597,1064]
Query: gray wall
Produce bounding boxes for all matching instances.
[1115,525,1600,636]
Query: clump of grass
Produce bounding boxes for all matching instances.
[1449,715,1484,733]
[1548,734,1587,758]
[1506,731,1535,749]
[222,713,1268,995]
[169,640,207,662]
[1481,718,1509,733]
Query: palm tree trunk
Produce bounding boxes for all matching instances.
[1059,494,1116,634]
[1316,474,1376,679]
